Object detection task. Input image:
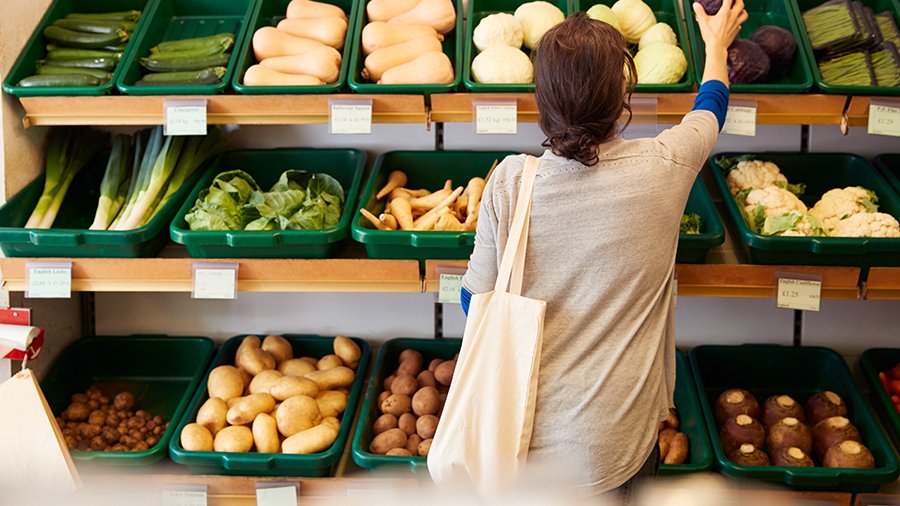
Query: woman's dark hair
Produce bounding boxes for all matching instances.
[533,12,636,166]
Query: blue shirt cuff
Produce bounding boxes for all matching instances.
[692,80,730,130]
[461,286,472,316]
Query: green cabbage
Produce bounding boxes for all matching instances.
[634,42,686,84]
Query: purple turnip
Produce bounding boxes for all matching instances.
[763,394,805,427]
[729,444,770,466]
[771,446,814,467]
[813,416,861,459]
[806,391,848,425]
[823,440,875,469]
[715,389,760,426]
[719,414,766,454]
[767,417,813,454]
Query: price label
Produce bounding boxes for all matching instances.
[164,100,208,136]
[163,486,208,506]
[26,262,71,299]
[721,105,757,137]
[192,263,238,300]
[777,278,821,312]
[330,100,372,134]
[256,484,298,506]
[868,102,900,137]
[475,103,517,134]
[438,274,464,304]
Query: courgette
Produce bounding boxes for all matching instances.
[46,48,121,62]
[147,41,231,61]
[136,67,225,86]
[65,11,141,22]
[153,33,235,54]
[53,19,137,34]
[37,56,119,70]
[43,25,129,49]
[36,65,112,80]
[16,74,102,87]
[140,52,231,73]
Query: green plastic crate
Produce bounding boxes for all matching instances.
[569,0,694,93]
[859,349,900,452]
[116,0,255,95]
[792,0,900,95]
[683,0,814,93]
[169,334,371,476]
[347,0,463,94]
[2,0,152,97]
[352,337,460,473]
[0,151,204,258]
[874,154,900,197]
[463,0,571,93]
[689,344,900,492]
[42,335,215,465]
[170,148,365,258]
[231,0,359,95]
[710,152,900,267]
[678,177,726,264]
[351,150,515,261]
[663,350,716,474]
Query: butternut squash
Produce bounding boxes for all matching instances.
[260,45,342,83]
[253,27,325,61]
[277,17,348,49]
[286,0,347,20]
[363,36,442,81]
[243,65,325,86]
[366,0,419,22]
[378,51,454,84]
[361,22,442,54]
[387,0,456,34]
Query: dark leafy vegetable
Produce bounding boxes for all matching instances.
[680,214,701,234]
[750,25,797,75]
[728,39,771,84]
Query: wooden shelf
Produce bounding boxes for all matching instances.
[865,267,900,300]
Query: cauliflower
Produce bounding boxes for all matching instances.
[473,13,523,52]
[726,159,789,194]
[830,212,900,238]
[739,185,807,233]
[809,186,879,231]
[761,211,827,237]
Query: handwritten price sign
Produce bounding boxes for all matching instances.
[721,105,757,137]
[475,102,517,134]
[330,100,372,134]
[164,100,208,136]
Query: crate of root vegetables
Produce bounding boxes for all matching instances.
[660,350,715,474]
[859,349,900,451]
[169,334,370,476]
[2,0,150,97]
[710,152,900,267]
[42,335,215,465]
[689,344,899,491]
[170,148,365,258]
[351,150,516,261]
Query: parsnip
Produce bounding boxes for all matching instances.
[376,170,408,199]
[380,214,398,230]
[410,189,451,210]
[435,212,464,231]
[413,186,463,230]
[390,198,415,230]
[360,208,390,230]
[464,177,485,225]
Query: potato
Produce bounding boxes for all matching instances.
[658,428,677,460]
[381,394,412,417]
[238,347,276,376]
[239,369,253,391]
[227,393,276,426]
[262,335,293,364]
[278,358,316,377]
[416,415,438,439]
[417,370,437,388]
[214,426,253,453]
[418,438,432,457]
[282,424,338,454]
[434,360,456,386]
[374,414,398,435]
[428,359,443,372]
[305,367,355,390]
[377,391,391,409]
[370,428,407,454]
[412,386,440,416]
[664,432,689,465]
[252,413,280,454]
[316,390,348,417]
[270,376,320,401]
[317,354,344,371]
[180,423,213,452]
[249,370,283,395]
[226,396,245,409]
[398,413,417,435]
[406,434,422,454]
[398,350,424,376]
[299,357,319,366]
[321,416,341,431]
[275,395,321,437]
[386,448,413,456]
[391,374,418,396]
[235,335,261,359]
[196,397,228,436]
[208,365,244,401]
[383,375,397,390]
[333,336,362,369]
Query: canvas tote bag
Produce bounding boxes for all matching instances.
[428,155,546,496]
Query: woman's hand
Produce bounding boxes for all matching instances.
[692,0,748,86]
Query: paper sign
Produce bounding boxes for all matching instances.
[475,103,517,134]
[868,102,900,137]
[721,105,757,136]
[777,278,821,312]
[330,99,372,134]
[192,263,238,300]
[163,486,208,506]
[256,484,298,506]
[26,262,72,299]
[164,100,208,136]
[438,274,464,304]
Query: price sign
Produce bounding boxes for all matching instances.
[721,104,757,137]
[26,262,71,299]
[330,99,372,134]
[256,483,298,506]
[438,274,464,304]
[777,278,821,312]
[868,101,900,137]
[163,485,208,506]
[164,99,208,136]
[475,102,517,134]
[192,263,238,300]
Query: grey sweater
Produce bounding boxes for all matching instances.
[462,110,719,494]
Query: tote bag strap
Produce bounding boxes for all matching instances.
[494,155,539,296]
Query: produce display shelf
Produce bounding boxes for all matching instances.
[423,261,861,299]
[846,97,900,128]
[865,268,900,300]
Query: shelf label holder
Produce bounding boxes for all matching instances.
[474,99,517,135]
[163,484,208,506]
[164,99,208,136]
[25,261,72,299]
[435,266,467,304]
[192,262,238,300]
[774,271,822,312]
[629,97,659,125]
[256,482,299,506]
[722,99,757,137]
[868,98,900,137]
[330,98,373,134]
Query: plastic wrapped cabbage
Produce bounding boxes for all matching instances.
[586,4,622,32]
[611,0,656,43]
[634,42,687,83]
[473,13,524,51]
[639,22,677,50]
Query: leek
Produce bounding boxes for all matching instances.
[112,127,164,230]
[114,131,185,230]
[89,134,132,230]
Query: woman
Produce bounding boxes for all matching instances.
[459,0,747,500]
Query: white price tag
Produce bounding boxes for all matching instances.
[256,484,298,506]
[777,278,821,312]
[26,262,72,299]
[475,103,517,134]
[330,99,372,134]
[438,274,464,304]
[192,263,238,300]
[163,486,208,506]
[721,104,757,136]
[164,100,208,136]
[868,102,900,137]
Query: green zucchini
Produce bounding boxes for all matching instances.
[65,11,141,22]
[35,65,112,80]
[136,67,225,86]
[46,48,121,62]
[146,42,231,61]
[43,25,129,49]
[141,52,231,73]
[153,33,235,54]
[37,57,118,70]
[53,19,137,34]
[16,74,103,87]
